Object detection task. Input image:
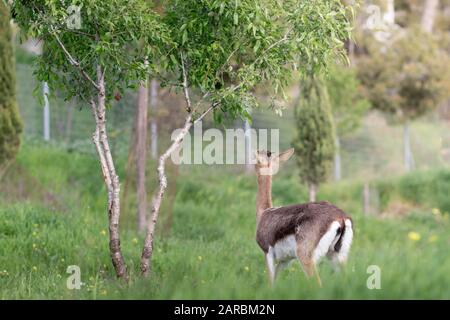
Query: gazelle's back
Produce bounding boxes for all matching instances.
[256,201,349,253]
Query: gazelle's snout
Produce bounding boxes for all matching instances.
[255,150,274,176]
[255,150,272,165]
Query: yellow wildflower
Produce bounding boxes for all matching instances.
[408,231,421,242]
[100,230,107,236]
[432,208,441,216]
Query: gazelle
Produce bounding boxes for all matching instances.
[255,148,353,286]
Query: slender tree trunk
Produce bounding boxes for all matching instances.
[308,183,317,202]
[90,66,128,281]
[334,135,342,181]
[141,115,193,277]
[136,81,149,232]
[421,0,439,33]
[150,79,158,160]
[403,121,414,172]
[363,182,370,216]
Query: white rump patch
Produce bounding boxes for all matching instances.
[312,221,341,264]
[336,219,353,264]
[273,234,297,263]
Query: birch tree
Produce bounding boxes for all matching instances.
[11,0,168,281]
[140,0,354,277]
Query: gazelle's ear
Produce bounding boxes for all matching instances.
[275,148,294,163]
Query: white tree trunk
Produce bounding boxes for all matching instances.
[141,115,193,277]
[150,79,158,159]
[363,182,370,216]
[334,135,342,181]
[384,0,396,25]
[90,66,128,281]
[421,0,439,33]
[403,121,414,172]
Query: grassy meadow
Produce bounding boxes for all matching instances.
[1,143,449,299]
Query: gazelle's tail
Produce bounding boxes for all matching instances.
[334,219,353,263]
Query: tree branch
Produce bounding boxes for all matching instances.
[249,28,293,69]
[194,101,220,124]
[141,114,193,277]
[180,52,192,113]
[50,27,101,92]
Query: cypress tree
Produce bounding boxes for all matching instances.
[0,2,22,170]
[293,76,335,201]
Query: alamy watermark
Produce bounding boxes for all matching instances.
[66,5,82,30]
[170,121,282,174]
[366,265,381,290]
[66,265,81,290]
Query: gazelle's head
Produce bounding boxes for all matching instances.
[255,148,294,176]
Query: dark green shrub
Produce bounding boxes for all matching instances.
[0,2,22,169]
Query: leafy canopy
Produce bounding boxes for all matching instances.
[11,0,354,122]
[11,0,169,103]
[160,0,354,122]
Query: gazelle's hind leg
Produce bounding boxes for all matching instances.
[296,220,342,287]
[296,242,320,285]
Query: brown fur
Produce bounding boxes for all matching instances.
[256,201,349,253]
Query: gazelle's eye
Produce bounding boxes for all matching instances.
[267,151,272,158]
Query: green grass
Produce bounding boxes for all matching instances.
[1,144,450,299]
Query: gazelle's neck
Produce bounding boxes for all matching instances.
[256,174,273,223]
